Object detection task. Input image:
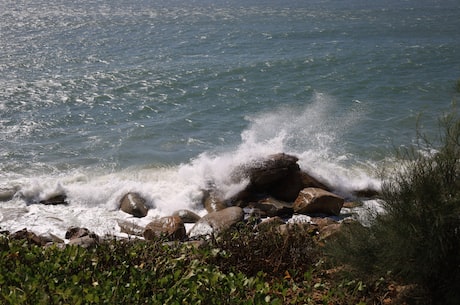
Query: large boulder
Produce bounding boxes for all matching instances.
[143,216,186,241]
[119,192,149,218]
[188,206,244,238]
[293,187,344,216]
[230,153,330,204]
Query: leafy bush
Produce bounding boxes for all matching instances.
[326,112,460,304]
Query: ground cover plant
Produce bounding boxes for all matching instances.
[1,222,393,305]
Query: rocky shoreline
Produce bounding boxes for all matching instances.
[1,153,380,248]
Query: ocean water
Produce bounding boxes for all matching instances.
[1,0,459,237]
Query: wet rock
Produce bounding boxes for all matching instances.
[119,192,149,218]
[143,216,186,241]
[172,209,201,223]
[293,187,344,216]
[188,206,244,238]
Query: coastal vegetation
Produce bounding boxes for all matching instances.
[326,110,460,305]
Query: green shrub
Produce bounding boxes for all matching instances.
[326,111,460,304]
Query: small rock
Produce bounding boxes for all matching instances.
[172,209,201,223]
[119,192,149,218]
[39,194,68,205]
[10,228,51,246]
[143,216,186,241]
[117,220,145,237]
[189,206,244,238]
[293,187,344,216]
[68,235,99,248]
[65,227,91,240]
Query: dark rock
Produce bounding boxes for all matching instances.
[39,194,68,205]
[119,192,149,218]
[293,187,344,216]
[352,188,380,198]
[230,153,331,205]
[172,209,201,223]
[65,227,97,240]
[10,228,51,246]
[189,206,244,238]
[143,216,186,241]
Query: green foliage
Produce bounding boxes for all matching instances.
[0,224,376,305]
[326,111,460,304]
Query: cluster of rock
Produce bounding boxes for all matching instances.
[117,153,378,244]
[2,153,379,248]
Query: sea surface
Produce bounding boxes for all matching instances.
[1,0,459,237]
